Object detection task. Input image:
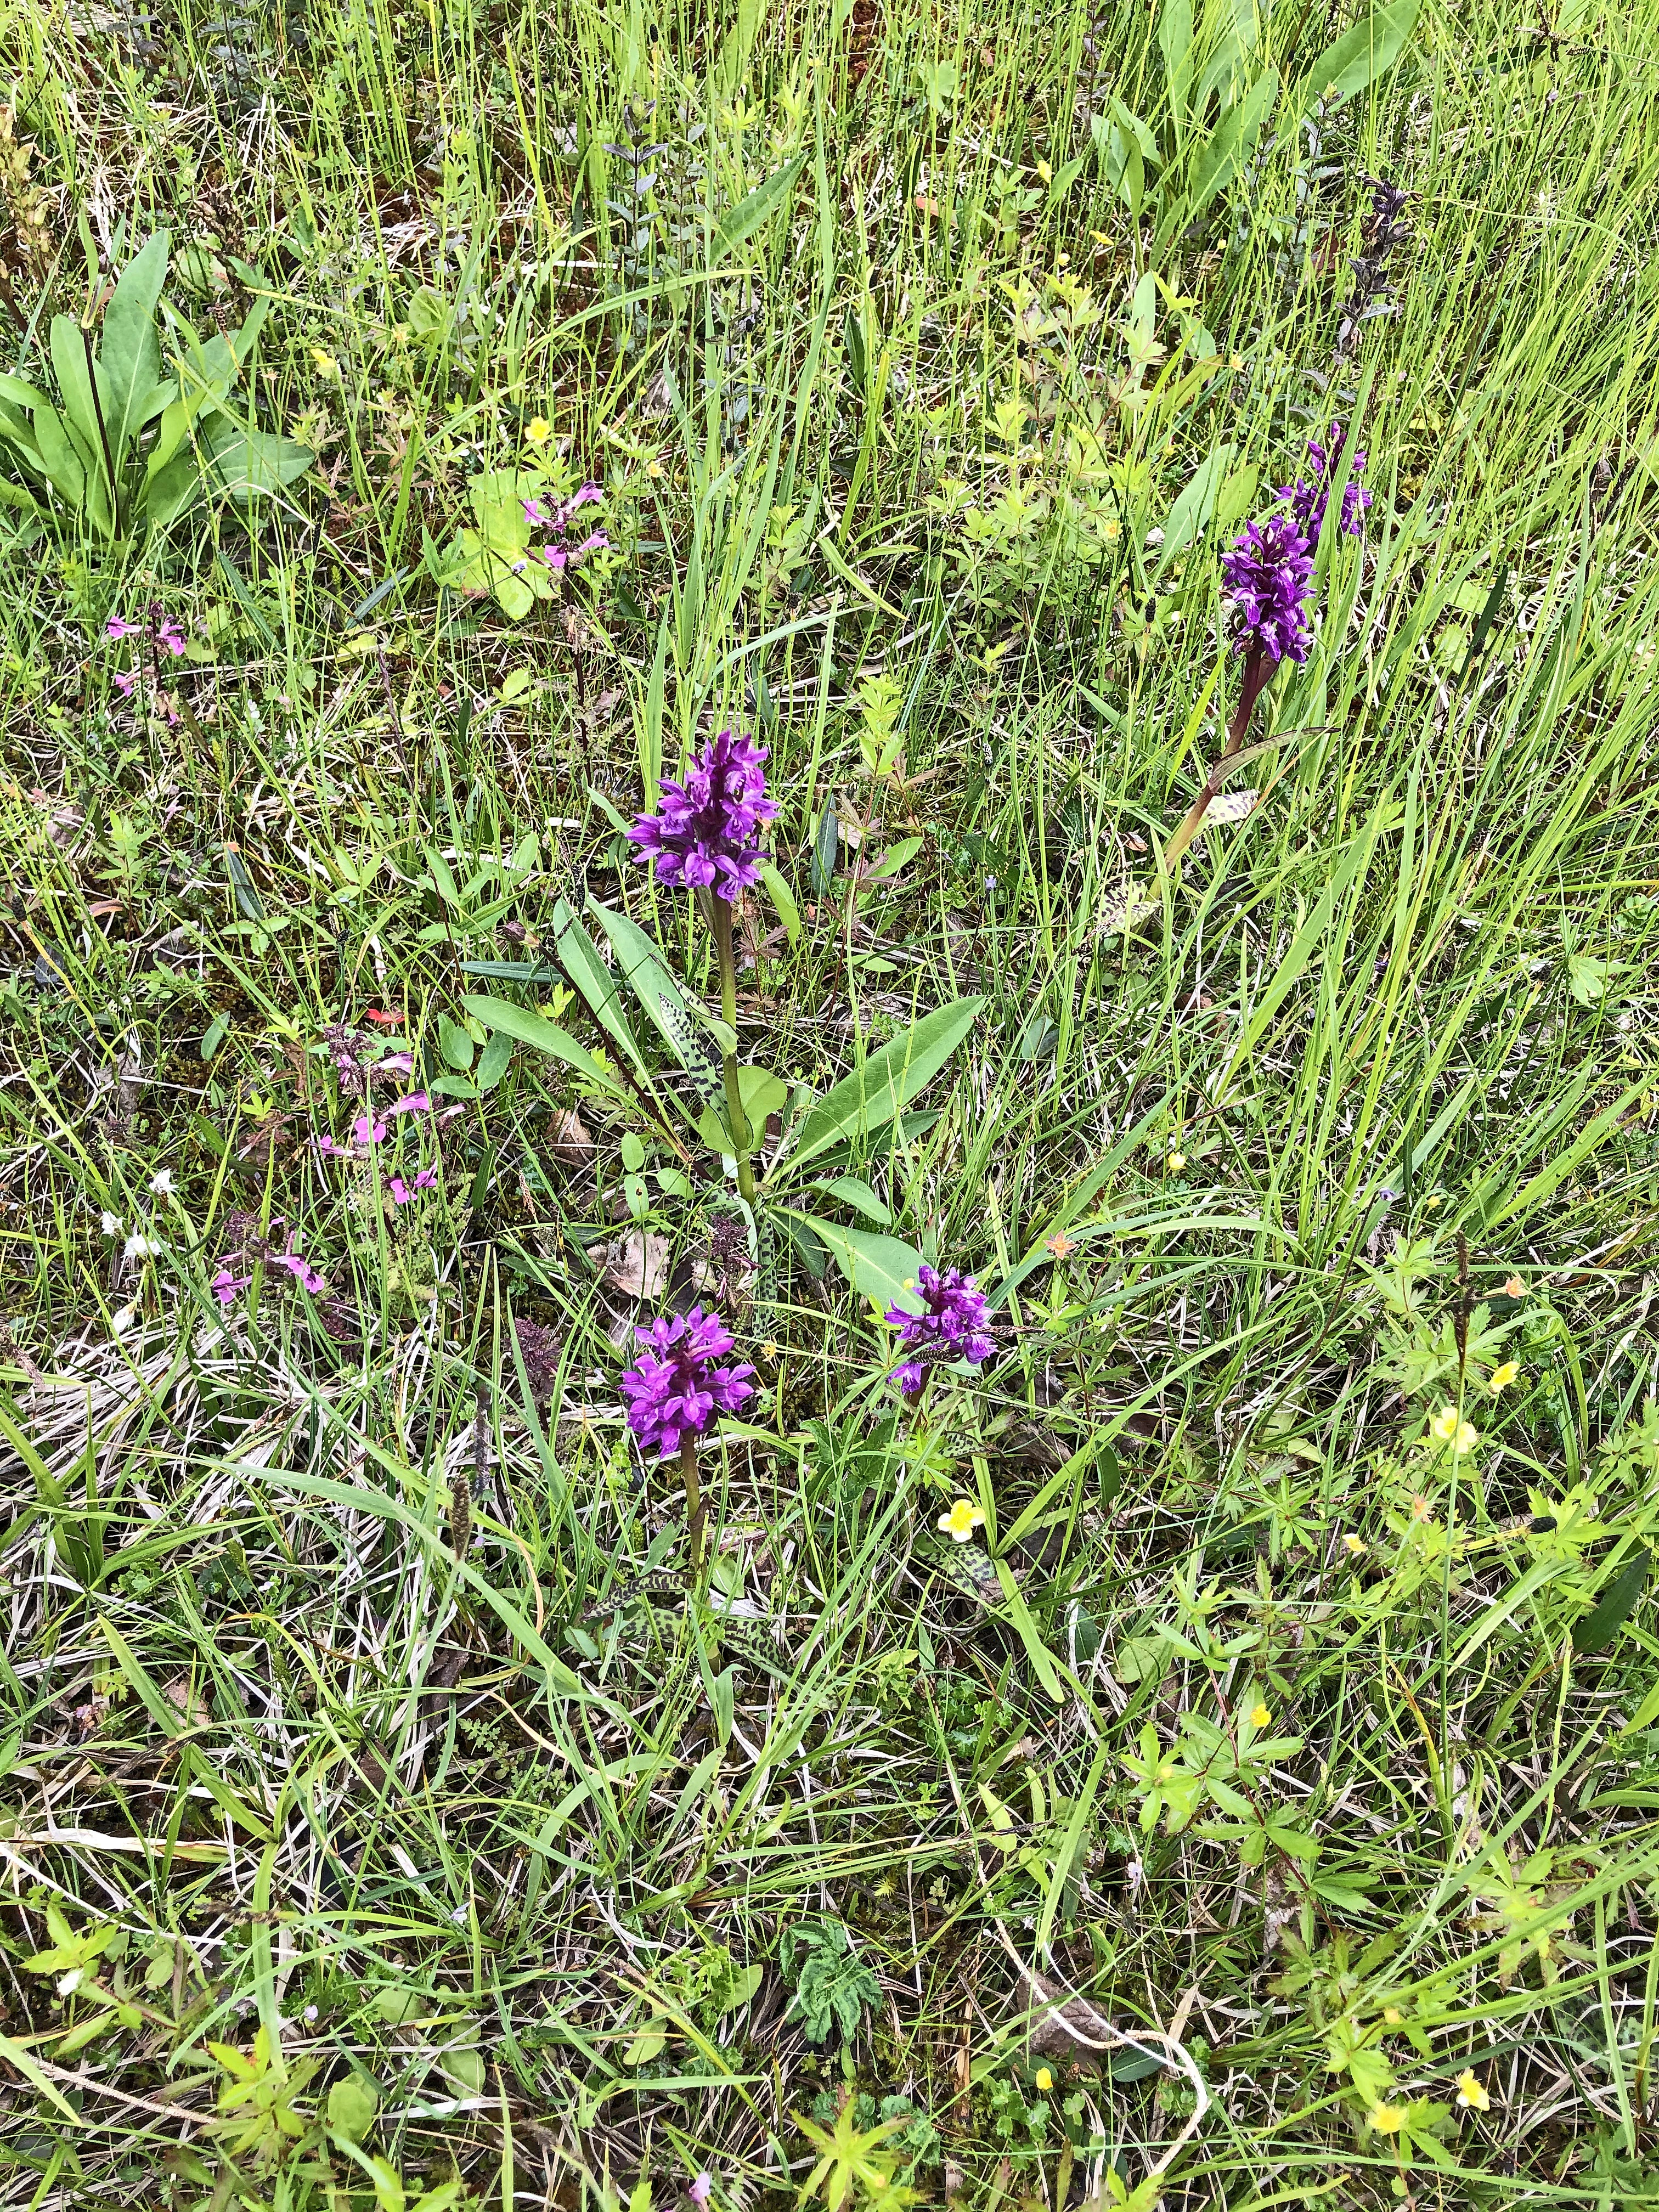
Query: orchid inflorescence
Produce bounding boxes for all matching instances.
[516,482,608,575]
[1163,422,1373,873]
[885,1264,996,1396]
[620,1306,756,1582]
[627,729,779,902]
[619,1306,756,1462]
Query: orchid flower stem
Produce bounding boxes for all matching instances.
[679,1433,706,1588]
[1160,650,1272,874]
[709,896,757,1206]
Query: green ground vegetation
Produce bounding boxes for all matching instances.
[2,0,1659,2205]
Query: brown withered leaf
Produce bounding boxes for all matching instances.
[602,1228,670,1302]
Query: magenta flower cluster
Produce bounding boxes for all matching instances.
[1277,421,1372,543]
[628,730,778,902]
[1222,422,1372,667]
[519,483,608,575]
[884,1265,996,1393]
[1220,514,1316,667]
[106,603,187,711]
[619,1306,755,1459]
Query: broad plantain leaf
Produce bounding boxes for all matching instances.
[1573,1548,1650,1655]
[1187,67,1279,221]
[712,151,806,261]
[697,1065,789,1153]
[98,231,170,452]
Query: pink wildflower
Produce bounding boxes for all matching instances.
[352,1114,388,1146]
[390,1091,431,1116]
[210,1266,252,1306]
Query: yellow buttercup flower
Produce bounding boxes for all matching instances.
[1488,1361,1520,1392]
[1166,1152,1187,1172]
[1343,1532,1367,1556]
[1368,2101,1404,2134]
[1035,2066,1053,2091]
[525,415,551,444]
[1430,1406,1479,1454]
[1455,2069,1490,2111]
[938,1499,986,1543]
[1249,1702,1272,1729]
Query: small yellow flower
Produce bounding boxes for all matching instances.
[1488,1361,1520,1392]
[1502,1274,1526,1299]
[1368,2101,1404,2135]
[310,347,340,379]
[1429,1406,1479,1454]
[525,415,551,445]
[1424,1190,1444,1211]
[1035,2065,1053,2091]
[938,1499,986,1543]
[1249,1702,1272,1729]
[1343,1532,1368,1556]
[1166,1152,1187,1172]
[1382,2006,1403,2025]
[1455,2068,1490,2112]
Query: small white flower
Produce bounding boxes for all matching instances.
[123,1233,160,1260]
[110,1306,136,1334]
[148,1169,174,1195]
[100,1211,121,1237]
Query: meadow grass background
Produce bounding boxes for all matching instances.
[2,0,1659,2203]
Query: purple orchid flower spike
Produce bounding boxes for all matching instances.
[628,728,779,1206]
[884,1264,996,1399]
[1276,421,1372,543]
[628,730,778,902]
[620,1305,754,1583]
[1220,512,1316,670]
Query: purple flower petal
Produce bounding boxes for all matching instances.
[1275,420,1372,543]
[274,1252,327,1295]
[390,1091,431,1116]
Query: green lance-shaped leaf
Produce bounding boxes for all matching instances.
[777,996,985,1175]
